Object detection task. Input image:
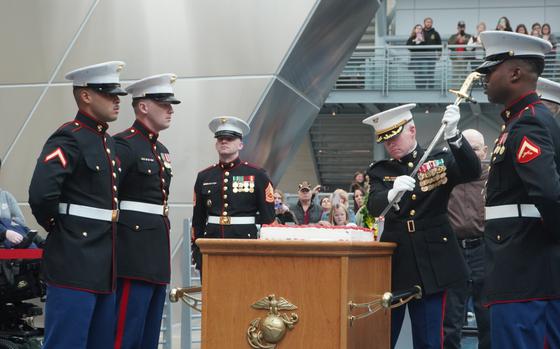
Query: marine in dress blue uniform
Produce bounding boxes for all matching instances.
[364,104,481,348]
[28,61,127,349]
[475,31,560,348]
[112,74,180,349]
[191,117,275,273]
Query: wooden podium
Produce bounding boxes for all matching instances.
[196,238,395,349]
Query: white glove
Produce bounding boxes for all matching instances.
[5,230,23,244]
[442,105,460,140]
[387,175,416,204]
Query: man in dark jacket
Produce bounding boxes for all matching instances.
[422,17,442,89]
[191,116,275,273]
[113,74,180,349]
[443,129,490,349]
[290,181,322,224]
[28,61,127,348]
[364,103,481,348]
[475,30,560,348]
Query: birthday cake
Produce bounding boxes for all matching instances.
[259,225,375,242]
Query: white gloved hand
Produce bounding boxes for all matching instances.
[387,175,416,204]
[442,105,460,140]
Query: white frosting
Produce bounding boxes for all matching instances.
[259,225,374,242]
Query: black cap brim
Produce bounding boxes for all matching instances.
[153,95,181,104]
[87,84,128,96]
[214,130,242,139]
[474,60,503,74]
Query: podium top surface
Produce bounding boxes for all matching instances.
[196,238,395,257]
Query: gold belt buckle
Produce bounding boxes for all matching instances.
[407,220,415,233]
[112,209,120,222]
[163,205,169,217]
[220,216,231,225]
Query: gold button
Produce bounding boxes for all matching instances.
[223,194,228,199]
[492,156,496,162]
[410,210,416,216]
[408,162,413,168]
[162,178,165,183]
[148,169,152,174]
[113,185,117,191]
[82,232,88,237]
[501,125,506,131]
[207,190,211,194]
[224,203,229,208]
[244,162,248,165]
[223,186,228,191]
[411,194,417,200]
[135,225,140,230]
[222,211,228,216]
[497,234,501,241]
[248,234,251,237]
[131,129,135,133]
[112,160,116,166]
[225,171,230,176]
[114,198,118,203]
[95,165,100,171]
[230,163,234,167]
[118,167,122,172]
[106,148,111,154]
[153,145,156,150]
[224,178,229,183]
[149,133,154,139]
[443,237,448,242]
[74,122,79,126]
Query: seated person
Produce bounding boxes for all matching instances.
[273,189,298,225]
[320,189,356,223]
[0,218,41,249]
[319,204,357,227]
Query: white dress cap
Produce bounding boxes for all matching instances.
[64,61,127,95]
[126,74,180,104]
[362,103,416,143]
[537,77,560,104]
[208,116,250,139]
[475,31,552,73]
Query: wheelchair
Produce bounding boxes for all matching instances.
[0,245,45,349]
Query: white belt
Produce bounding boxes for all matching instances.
[58,203,119,222]
[207,216,255,225]
[120,200,168,216]
[485,204,541,221]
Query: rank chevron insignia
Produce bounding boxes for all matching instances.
[516,136,541,164]
[44,147,68,168]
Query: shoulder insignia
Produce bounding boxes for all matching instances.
[265,183,274,203]
[44,147,68,168]
[516,136,541,163]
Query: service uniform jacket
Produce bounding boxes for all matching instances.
[114,120,172,284]
[29,111,119,293]
[367,138,481,295]
[192,158,275,240]
[484,92,560,305]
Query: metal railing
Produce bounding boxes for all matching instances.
[334,44,560,92]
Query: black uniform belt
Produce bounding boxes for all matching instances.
[385,214,448,233]
[458,237,482,249]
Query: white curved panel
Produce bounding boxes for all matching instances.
[0,0,95,84]
[0,87,43,156]
[55,0,317,81]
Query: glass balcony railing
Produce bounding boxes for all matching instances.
[334,44,560,93]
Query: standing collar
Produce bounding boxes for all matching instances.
[219,157,241,169]
[396,144,424,163]
[76,110,108,134]
[501,91,540,123]
[132,119,158,142]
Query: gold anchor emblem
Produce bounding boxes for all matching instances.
[247,294,298,349]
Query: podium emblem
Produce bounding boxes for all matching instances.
[247,294,299,348]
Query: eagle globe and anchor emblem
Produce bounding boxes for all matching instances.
[247,294,299,348]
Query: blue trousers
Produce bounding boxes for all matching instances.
[114,278,167,349]
[391,291,445,349]
[492,299,560,349]
[42,284,116,349]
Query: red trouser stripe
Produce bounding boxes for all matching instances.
[440,290,447,349]
[114,279,132,349]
